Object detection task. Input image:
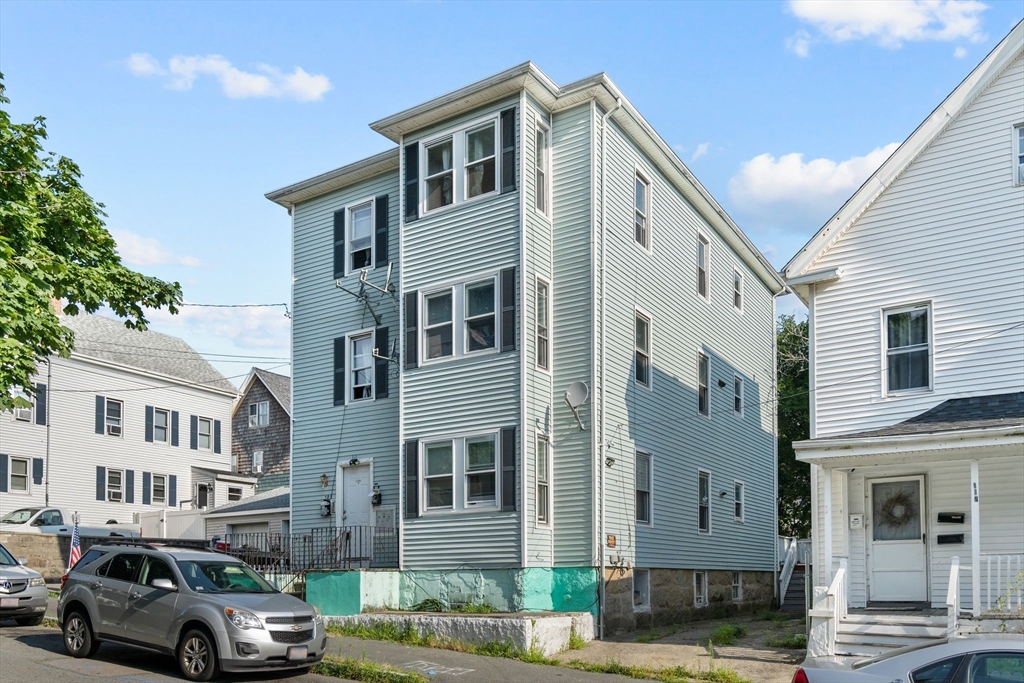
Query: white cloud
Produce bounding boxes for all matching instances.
[126,53,332,102]
[788,0,988,52]
[786,29,812,57]
[691,142,711,162]
[954,46,968,58]
[149,304,290,354]
[112,229,204,268]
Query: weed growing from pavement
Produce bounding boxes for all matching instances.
[311,656,427,683]
[765,633,807,649]
[42,617,60,628]
[708,625,746,646]
[567,625,587,650]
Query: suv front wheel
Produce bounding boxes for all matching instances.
[63,610,100,658]
[178,628,218,682]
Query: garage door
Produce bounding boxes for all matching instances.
[228,522,270,535]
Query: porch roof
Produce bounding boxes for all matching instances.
[829,392,1023,440]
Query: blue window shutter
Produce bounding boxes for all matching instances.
[95,396,105,434]
[96,466,105,501]
[142,472,151,505]
[0,454,8,493]
[32,458,43,485]
[500,107,517,194]
[333,209,346,279]
[169,475,177,507]
[125,470,135,504]
[375,194,389,267]
[334,337,346,405]
[213,420,221,454]
[501,267,516,352]
[404,143,419,223]
[171,411,180,446]
[375,327,389,399]
[501,426,517,512]
[404,440,419,519]
[145,406,154,442]
[404,292,418,370]
[189,415,198,450]
[34,383,47,426]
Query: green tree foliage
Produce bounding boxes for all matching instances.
[777,314,810,537]
[0,75,181,409]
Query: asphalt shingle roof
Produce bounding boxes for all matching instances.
[829,392,1024,440]
[253,367,291,415]
[206,486,289,515]
[61,313,236,394]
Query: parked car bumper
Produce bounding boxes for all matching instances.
[0,585,48,618]
[217,622,327,672]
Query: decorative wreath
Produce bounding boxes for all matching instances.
[879,490,917,529]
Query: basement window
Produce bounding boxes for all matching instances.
[695,571,708,607]
[633,568,651,612]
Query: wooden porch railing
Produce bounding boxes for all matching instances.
[981,553,1024,614]
[946,556,961,637]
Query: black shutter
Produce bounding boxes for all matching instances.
[189,415,198,450]
[404,440,419,519]
[333,209,346,278]
[375,327,389,399]
[145,405,154,442]
[34,383,47,426]
[500,107,517,194]
[375,194,389,267]
[333,336,346,406]
[95,395,105,434]
[169,475,177,507]
[501,267,516,352]
[213,420,221,454]
[96,466,105,501]
[405,291,418,370]
[0,454,7,493]
[32,458,43,485]
[171,411,180,447]
[404,142,419,223]
[501,426,517,512]
[125,469,135,504]
[142,472,151,505]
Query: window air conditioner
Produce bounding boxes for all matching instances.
[108,425,122,437]
[109,491,122,502]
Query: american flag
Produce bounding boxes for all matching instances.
[67,518,81,571]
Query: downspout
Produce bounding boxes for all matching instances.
[44,358,52,506]
[597,96,621,641]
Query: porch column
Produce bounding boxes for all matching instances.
[823,466,833,582]
[971,460,981,617]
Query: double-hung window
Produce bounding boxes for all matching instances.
[422,118,500,214]
[424,441,455,510]
[107,468,124,502]
[350,333,374,401]
[465,436,497,506]
[348,201,373,272]
[536,279,550,371]
[536,435,551,524]
[252,450,264,473]
[732,572,742,601]
[465,123,497,199]
[733,269,744,311]
[734,482,744,522]
[153,408,169,443]
[635,451,651,524]
[197,417,212,450]
[424,291,455,360]
[1016,125,1024,184]
[884,304,931,394]
[422,435,500,513]
[425,139,455,211]
[422,275,500,363]
[698,470,710,533]
[9,457,29,492]
[694,570,708,607]
[697,352,709,416]
[249,401,269,427]
[152,474,167,505]
[535,124,548,213]
[733,375,744,417]
[465,280,496,353]
[635,311,651,388]
[105,398,123,437]
[697,234,709,300]
[634,172,650,250]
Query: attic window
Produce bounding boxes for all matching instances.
[249,401,269,427]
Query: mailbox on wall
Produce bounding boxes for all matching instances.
[937,512,966,524]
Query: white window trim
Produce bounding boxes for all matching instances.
[248,401,270,428]
[197,416,213,451]
[534,118,551,219]
[634,307,653,391]
[733,374,744,418]
[732,571,743,602]
[734,480,745,523]
[252,450,264,474]
[463,434,498,509]
[881,302,933,397]
[105,398,124,438]
[8,456,31,494]
[420,431,501,515]
[698,468,712,535]
[697,350,710,418]
[419,114,501,217]
[230,452,239,473]
[732,267,744,313]
[633,567,651,612]
[1013,123,1024,186]
[347,327,377,405]
[536,432,552,526]
[633,166,653,254]
[419,270,501,366]
[227,486,244,502]
[153,407,170,444]
[151,473,168,506]
[535,276,552,374]
[635,450,653,527]
[107,467,124,503]
[694,570,708,607]
[343,196,376,277]
[12,388,32,422]
[697,232,711,303]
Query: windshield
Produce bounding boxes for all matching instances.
[176,560,278,594]
[0,545,17,566]
[0,509,40,524]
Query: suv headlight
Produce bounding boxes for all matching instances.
[312,606,323,624]
[224,607,263,630]
[29,578,45,587]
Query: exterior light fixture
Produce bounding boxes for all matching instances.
[320,473,329,488]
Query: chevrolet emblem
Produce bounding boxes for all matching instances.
[291,624,303,632]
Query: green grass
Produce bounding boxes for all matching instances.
[765,633,807,649]
[757,610,797,623]
[48,591,60,599]
[567,625,587,650]
[563,659,751,683]
[636,624,679,643]
[708,625,746,646]
[449,603,497,614]
[311,656,427,683]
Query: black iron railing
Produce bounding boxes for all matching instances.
[215,526,398,572]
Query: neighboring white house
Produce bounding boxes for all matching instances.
[0,312,246,527]
[783,21,1024,657]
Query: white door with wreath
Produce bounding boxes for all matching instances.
[868,475,928,602]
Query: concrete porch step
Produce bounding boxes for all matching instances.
[842,613,947,627]
[836,631,941,649]
[837,622,946,639]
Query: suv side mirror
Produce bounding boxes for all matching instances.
[151,578,177,591]
[17,558,28,566]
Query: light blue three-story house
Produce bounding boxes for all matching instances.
[267,63,786,634]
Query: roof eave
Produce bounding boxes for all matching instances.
[794,424,1024,462]
[265,147,399,209]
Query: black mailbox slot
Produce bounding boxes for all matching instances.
[937,512,965,524]
[937,533,965,545]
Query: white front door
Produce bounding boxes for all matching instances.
[338,464,373,566]
[868,476,928,602]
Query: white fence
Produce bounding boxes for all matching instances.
[137,509,205,539]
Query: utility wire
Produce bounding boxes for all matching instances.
[49,363,290,394]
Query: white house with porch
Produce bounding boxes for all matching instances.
[783,20,1024,657]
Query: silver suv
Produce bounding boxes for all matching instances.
[57,542,326,681]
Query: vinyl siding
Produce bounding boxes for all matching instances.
[810,53,1024,437]
[598,112,776,572]
[206,512,289,540]
[291,171,401,535]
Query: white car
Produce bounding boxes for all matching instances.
[0,542,48,626]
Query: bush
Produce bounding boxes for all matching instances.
[709,624,747,646]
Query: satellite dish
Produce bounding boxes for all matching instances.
[564,382,589,431]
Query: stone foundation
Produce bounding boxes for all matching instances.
[604,567,775,634]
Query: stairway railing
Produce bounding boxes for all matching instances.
[946,556,961,637]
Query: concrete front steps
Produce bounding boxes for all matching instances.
[835,613,947,657]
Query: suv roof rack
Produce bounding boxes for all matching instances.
[96,540,218,553]
[98,540,162,549]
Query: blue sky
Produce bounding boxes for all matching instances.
[3,1,1021,382]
